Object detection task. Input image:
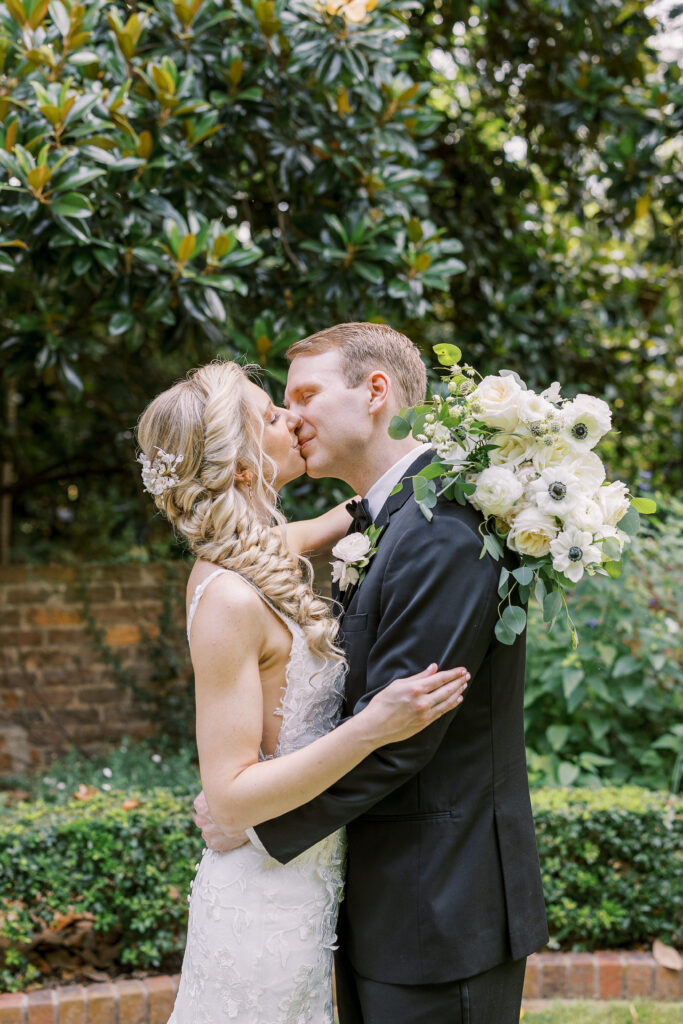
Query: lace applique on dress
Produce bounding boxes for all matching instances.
[169,568,346,1024]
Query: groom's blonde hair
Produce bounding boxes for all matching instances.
[286,322,427,408]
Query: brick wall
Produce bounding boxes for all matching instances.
[0,563,191,775]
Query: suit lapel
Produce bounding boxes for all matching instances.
[339,449,435,614]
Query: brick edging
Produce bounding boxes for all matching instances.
[0,975,179,1024]
[0,955,681,1016]
[525,952,681,1001]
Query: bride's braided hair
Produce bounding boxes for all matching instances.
[137,361,344,668]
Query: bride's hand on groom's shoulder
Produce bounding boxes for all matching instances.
[193,790,249,852]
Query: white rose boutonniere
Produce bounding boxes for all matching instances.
[331,525,383,593]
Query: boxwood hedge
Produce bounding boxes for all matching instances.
[0,786,680,991]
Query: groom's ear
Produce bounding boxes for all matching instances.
[366,370,391,415]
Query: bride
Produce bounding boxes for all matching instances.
[136,361,469,1024]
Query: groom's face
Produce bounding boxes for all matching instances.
[285,349,371,479]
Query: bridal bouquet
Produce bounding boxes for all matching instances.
[389,344,656,647]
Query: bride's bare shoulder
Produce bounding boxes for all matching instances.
[187,560,264,617]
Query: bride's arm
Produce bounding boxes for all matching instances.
[284,499,355,556]
[191,580,468,832]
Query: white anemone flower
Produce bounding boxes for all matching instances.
[562,394,612,451]
[550,528,602,582]
[532,465,581,517]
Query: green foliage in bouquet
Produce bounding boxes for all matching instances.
[1,785,679,990]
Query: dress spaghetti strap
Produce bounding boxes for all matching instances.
[186,567,296,647]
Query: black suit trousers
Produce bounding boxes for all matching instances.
[335,948,527,1024]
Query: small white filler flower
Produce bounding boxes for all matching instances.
[138,447,184,496]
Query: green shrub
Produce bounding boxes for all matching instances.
[525,499,683,790]
[0,788,202,992]
[0,786,680,990]
[533,787,682,952]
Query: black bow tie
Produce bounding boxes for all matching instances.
[346,498,373,534]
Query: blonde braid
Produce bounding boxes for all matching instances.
[137,361,344,669]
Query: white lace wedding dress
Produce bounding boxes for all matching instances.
[168,568,346,1024]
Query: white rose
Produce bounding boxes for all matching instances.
[531,436,575,474]
[331,560,360,592]
[563,498,603,533]
[507,506,558,557]
[566,451,606,493]
[487,430,531,468]
[595,480,631,527]
[517,390,554,425]
[470,374,524,431]
[532,465,581,516]
[562,394,612,451]
[332,532,371,563]
[470,466,523,517]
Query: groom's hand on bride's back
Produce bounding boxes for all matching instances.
[193,790,249,852]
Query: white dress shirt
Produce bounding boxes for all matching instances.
[364,444,433,520]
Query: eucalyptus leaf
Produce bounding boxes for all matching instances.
[388,415,411,440]
[500,604,526,636]
[543,589,563,623]
[619,506,640,537]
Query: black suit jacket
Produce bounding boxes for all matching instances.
[255,451,548,984]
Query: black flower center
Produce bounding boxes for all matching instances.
[568,546,583,561]
[571,422,588,440]
[548,481,567,501]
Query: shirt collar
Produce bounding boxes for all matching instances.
[364,444,433,521]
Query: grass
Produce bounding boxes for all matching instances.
[521,1001,683,1023]
[334,1004,683,1024]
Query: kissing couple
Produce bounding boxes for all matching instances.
[137,322,548,1024]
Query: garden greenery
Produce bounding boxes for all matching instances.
[524,499,683,792]
[0,1,680,560]
[0,785,680,991]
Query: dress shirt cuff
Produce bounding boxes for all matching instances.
[245,826,268,855]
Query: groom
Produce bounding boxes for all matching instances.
[198,323,548,1022]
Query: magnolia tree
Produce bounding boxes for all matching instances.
[0,0,680,560]
[0,0,464,558]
